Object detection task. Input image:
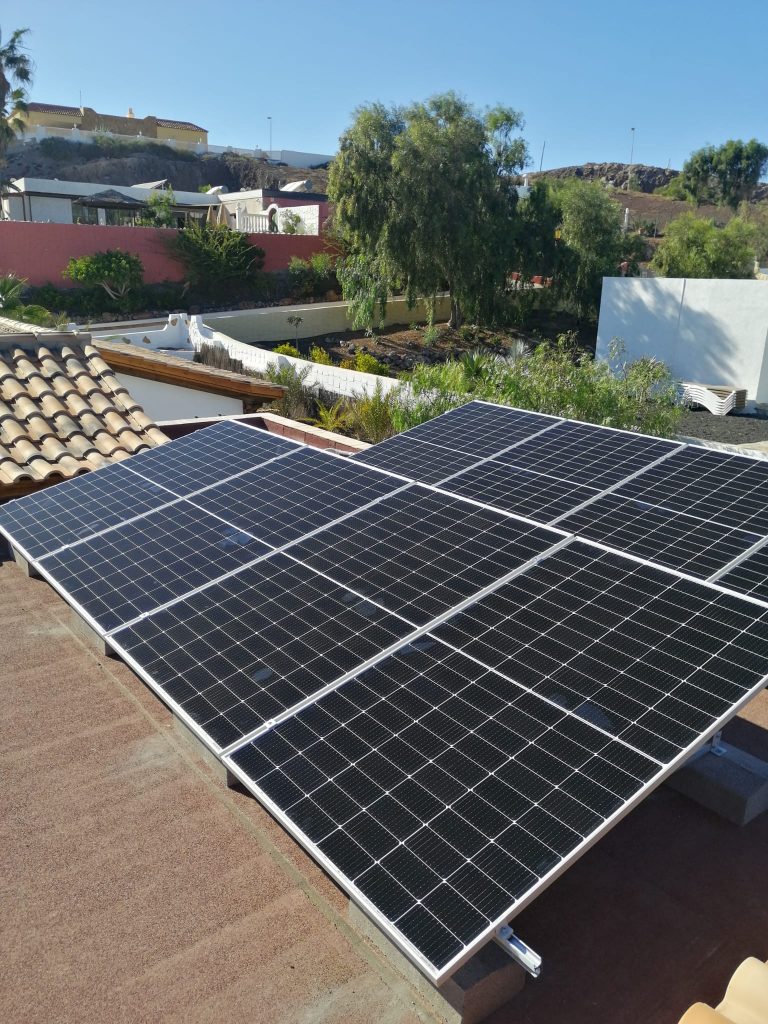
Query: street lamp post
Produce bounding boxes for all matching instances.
[628,127,635,189]
[267,116,272,158]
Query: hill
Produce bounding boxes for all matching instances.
[3,137,331,194]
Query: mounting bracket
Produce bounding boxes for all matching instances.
[710,729,727,757]
[494,926,542,977]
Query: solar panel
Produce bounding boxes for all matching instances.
[559,493,764,580]
[351,433,481,484]
[389,402,561,458]
[0,460,175,560]
[5,402,768,987]
[615,446,768,534]
[227,638,658,977]
[125,419,298,496]
[431,543,768,762]
[39,502,270,632]
[187,446,406,548]
[288,487,564,625]
[109,552,416,751]
[225,540,768,981]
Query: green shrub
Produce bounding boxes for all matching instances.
[168,224,266,301]
[0,274,26,310]
[282,211,304,234]
[264,361,315,419]
[309,345,333,365]
[273,342,301,358]
[313,399,349,433]
[346,382,395,443]
[64,250,144,312]
[287,256,313,299]
[422,324,441,347]
[354,351,389,375]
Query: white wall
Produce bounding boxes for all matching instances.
[205,294,452,344]
[596,278,768,401]
[188,318,401,399]
[27,195,73,224]
[116,372,243,420]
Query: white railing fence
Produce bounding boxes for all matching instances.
[188,316,401,399]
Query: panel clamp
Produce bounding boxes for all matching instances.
[709,729,727,757]
[494,925,542,977]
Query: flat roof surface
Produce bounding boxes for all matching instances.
[1,551,767,1023]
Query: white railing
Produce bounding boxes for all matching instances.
[188,316,401,399]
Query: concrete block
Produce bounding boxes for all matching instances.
[348,901,526,1024]
[666,743,768,825]
[172,713,238,788]
[12,546,42,579]
[66,606,115,659]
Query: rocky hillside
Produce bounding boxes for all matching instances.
[4,138,330,194]
[530,162,678,193]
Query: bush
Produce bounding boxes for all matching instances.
[309,345,333,365]
[194,342,246,374]
[0,274,26,310]
[314,399,349,433]
[282,211,304,234]
[346,382,395,443]
[64,250,145,312]
[651,213,757,278]
[264,361,315,419]
[273,342,301,357]
[354,351,389,376]
[168,224,266,301]
[287,253,337,300]
[423,324,441,347]
[394,335,681,437]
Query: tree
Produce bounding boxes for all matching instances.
[139,188,176,228]
[0,27,33,161]
[329,93,528,329]
[554,180,625,319]
[680,140,768,208]
[168,223,265,301]
[64,250,144,306]
[651,212,756,278]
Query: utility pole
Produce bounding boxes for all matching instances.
[539,141,546,173]
[628,127,635,189]
[267,116,273,157]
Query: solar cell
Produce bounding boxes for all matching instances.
[126,419,298,496]
[559,493,763,579]
[719,543,768,602]
[0,460,175,559]
[431,542,768,763]
[492,420,680,490]
[40,502,270,631]
[288,486,564,625]
[226,638,659,977]
[440,460,602,522]
[187,446,405,548]
[392,401,561,458]
[351,433,480,484]
[110,552,415,750]
[615,446,768,534]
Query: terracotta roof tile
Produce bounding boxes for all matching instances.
[0,331,169,497]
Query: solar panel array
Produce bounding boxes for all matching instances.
[2,403,768,986]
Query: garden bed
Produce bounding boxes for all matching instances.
[679,408,768,445]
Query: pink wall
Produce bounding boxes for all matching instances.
[0,221,330,286]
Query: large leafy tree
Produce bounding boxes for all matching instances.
[553,179,626,319]
[0,27,33,161]
[680,139,768,208]
[651,212,756,278]
[329,93,528,329]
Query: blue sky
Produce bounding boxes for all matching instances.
[15,0,768,173]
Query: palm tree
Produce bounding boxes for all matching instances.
[0,27,33,161]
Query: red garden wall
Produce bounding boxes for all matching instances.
[0,221,330,286]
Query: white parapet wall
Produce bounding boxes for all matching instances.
[188,317,401,399]
[596,278,768,402]
[204,295,451,345]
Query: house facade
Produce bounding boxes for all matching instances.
[18,102,208,147]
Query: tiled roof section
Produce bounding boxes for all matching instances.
[26,102,82,117]
[155,117,207,132]
[0,333,168,495]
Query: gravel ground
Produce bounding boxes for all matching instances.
[679,409,768,445]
